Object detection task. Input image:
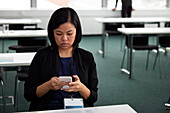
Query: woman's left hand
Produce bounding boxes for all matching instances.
[61,75,83,92]
[62,75,91,100]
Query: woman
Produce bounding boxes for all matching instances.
[24,7,98,111]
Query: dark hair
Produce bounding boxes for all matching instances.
[47,7,82,48]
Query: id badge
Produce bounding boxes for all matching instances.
[64,98,84,109]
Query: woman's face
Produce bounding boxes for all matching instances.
[53,22,76,50]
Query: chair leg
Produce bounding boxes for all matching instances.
[105,32,109,57]
[153,50,159,70]
[121,47,127,70]
[14,75,19,111]
[158,51,162,79]
[146,51,150,70]
[1,80,6,113]
[165,51,168,79]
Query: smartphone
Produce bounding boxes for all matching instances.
[59,76,72,89]
[59,76,72,83]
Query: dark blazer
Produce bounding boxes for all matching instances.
[24,46,98,111]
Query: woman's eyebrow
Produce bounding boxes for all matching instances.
[55,30,62,33]
[67,30,74,32]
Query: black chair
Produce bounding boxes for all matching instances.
[7,38,47,53]
[158,22,170,78]
[121,24,159,75]
[7,28,47,53]
[14,67,29,111]
[9,24,24,30]
[158,36,170,78]
[105,23,122,35]
[165,96,170,110]
[0,73,6,113]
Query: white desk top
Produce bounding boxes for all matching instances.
[0,30,47,38]
[0,19,41,25]
[17,104,137,113]
[118,28,170,35]
[0,52,36,67]
[95,17,170,23]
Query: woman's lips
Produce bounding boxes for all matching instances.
[61,43,69,47]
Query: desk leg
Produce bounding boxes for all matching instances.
[129,35,133,79]
[101,30,105,58]
[98,24,106,58]
[2,39,4,53]
[120,35,133,79]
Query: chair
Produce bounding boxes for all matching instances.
[105,23,122,35]
[163,47,170,78]
[9,24,24,30]
[121,23,160,76]
[7,28,47,53]
[0,72,6,113]
[158,22,170,78]
[165,96,170,110]
[14,67,29,111]
[7,38,47,53]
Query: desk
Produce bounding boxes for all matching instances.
[0,52,35,109]
[17,104,137,113]
[0,19,41,28]
[117,28,170,79]
[95,17,170,57]
[0,30,47,53]
[0,52,35,67]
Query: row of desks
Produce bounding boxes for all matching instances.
[96,17,170,79]
[96,17,170,58]
[1,17,170,80]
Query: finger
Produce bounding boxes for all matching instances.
[69,81,79,86]
[73,75,79,81]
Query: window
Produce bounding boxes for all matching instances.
[0,0,30,9]
[37,0,102,10]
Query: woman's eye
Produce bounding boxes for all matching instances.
[67,33,73,36]
[56,33,62,36]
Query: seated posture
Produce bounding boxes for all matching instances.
[24,7,98,111]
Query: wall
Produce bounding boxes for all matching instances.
[0,9,170,35]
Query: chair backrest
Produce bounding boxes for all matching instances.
[9,24,24,30]
[8,27,48,53]
[126,36,148,47]
[105,23,122,35]
[18,38,47,46]
[18,27,47,46]
[125,23,149,47]
[165,22,170,27]
[0,72,3,81]
[159,36,170,47]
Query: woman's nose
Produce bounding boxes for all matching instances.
[61,34,68,40]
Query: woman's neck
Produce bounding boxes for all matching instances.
[58,47,73,58]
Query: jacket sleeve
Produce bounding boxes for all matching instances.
[24,51,43,102]
[84,53,98,106]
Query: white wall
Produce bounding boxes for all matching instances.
[0,9,170,35]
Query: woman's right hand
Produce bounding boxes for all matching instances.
[48,77,66,90]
